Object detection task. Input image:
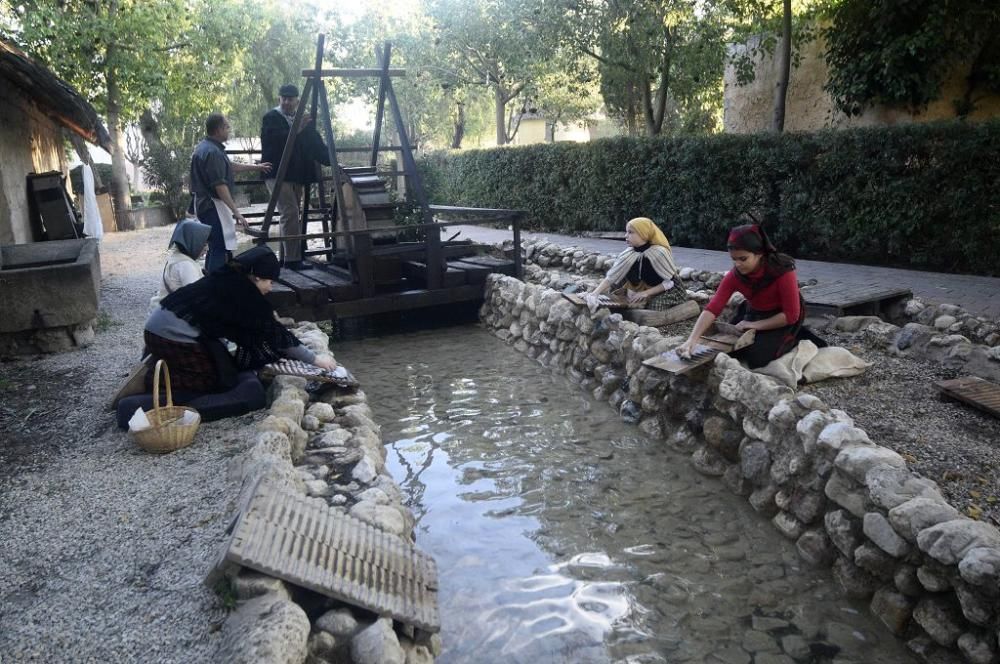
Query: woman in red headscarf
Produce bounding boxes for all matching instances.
[677,224,824,368]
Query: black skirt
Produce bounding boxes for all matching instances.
[729,301,826,369]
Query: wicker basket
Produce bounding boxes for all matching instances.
[130,360,201,454]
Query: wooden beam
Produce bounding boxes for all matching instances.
[302,68,405,78]
[370,43,391,169]
[377,45,433,226]
[329,285,484,318]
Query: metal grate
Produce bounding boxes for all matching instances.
[214,476,440,632]
[936,376,1000,420]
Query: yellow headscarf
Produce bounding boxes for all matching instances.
[627,217,671,250]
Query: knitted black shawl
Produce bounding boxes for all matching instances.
[159,265,300,370]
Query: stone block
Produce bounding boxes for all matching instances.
[772,511,804,540]
[863,512,911,557]
[866,466,944,511]
[918,519,1000,566]
[825,472,866,518]
[351,617,405,664]
[835,447,906,484]
[854,541,896,580]
[796,528,835,567]
[832,557,878,599]
[825,510,862,559]
[0,239,100,334]
[888,497,962,542]
[912,597,967,647]
[917,565,952,592]
[218,593,310,663]
[870,585,915,636]
[958,547,1000,588]
[957,632,998,664]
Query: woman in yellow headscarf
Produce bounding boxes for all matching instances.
[590,217,686,310]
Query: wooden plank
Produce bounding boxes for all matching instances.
[453,255,516,276]
[802,281,911,308]
[267,281,299,310]
[935,376,1000,419]
[643,345,720,374]
[448,259,491,284]
[276,269,330,306]
[403,261,466,288]
[330,285,485,318]
[293,268,359,302]
[624,300,701,326]
[562,292,640,311]
[303,67,406,77]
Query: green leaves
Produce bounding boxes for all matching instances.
[822,0,1000,116]
[422,120,1000,275]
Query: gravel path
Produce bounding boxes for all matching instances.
[0,228,262,662]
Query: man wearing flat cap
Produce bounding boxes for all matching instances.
[259,84,331,270]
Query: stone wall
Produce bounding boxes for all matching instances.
[480,274,1000,663]
[0,86,69,245]
[519,238,1000,380]
[217,321,438,664]
[724,33,1000,134]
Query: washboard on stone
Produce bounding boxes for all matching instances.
[801,281,911,318]
[935,376,1000,420]
[643,323,755,374]
[208,476,440,632]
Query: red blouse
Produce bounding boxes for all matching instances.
[705,268,801,323]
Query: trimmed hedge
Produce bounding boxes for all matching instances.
[419,121,1000,275]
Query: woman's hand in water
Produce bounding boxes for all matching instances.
[314,356,338,371]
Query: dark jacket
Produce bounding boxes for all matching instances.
[259,108,332,184]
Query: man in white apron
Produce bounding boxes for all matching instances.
[189,113,271,272]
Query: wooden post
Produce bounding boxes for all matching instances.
[260,76,313,236]
[425,223,442,290]
[376,45,432,226]
[353,232,375,298]
[317,78,354,269]
[369,43,390,169]
[308,34,333,260]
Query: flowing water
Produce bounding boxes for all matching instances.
[336,326,914,664]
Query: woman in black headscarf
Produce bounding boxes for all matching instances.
[143,245,335,391]
[678,223,824,368]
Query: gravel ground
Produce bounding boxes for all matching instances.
[0,227,263,662]
[802,330,1000,528]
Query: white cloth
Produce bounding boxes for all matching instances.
[753,341,871,387]
[211,197,238,250]
[148,248,204,313]
[81,164,103,240]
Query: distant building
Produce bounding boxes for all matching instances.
[511,111,621,146]
[724,33,1000,133]
[0,39,110,244]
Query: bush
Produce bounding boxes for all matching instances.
[419,120,1000,275]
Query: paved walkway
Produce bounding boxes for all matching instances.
[451,226,1000,319]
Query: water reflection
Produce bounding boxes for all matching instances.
[336,326,915,664]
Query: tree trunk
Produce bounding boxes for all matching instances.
[105,57,133,230]
[66,131,103,189]
[772,0,792,133]
[494,85,508,145]
[451,102,466,149]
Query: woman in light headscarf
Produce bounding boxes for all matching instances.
[590,217,686,310]
[148,219,212,313]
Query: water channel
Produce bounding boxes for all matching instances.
[336,325,915,664]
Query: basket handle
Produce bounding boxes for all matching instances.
[151,359,175,418]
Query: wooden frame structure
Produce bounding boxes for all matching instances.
[232,34,524,321]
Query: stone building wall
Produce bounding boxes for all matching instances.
[480,274,1000,663]
[724,34,1000,134]
[0,85,69,245]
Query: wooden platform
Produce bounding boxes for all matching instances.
[268,258,515,320]
[935,376,1000,420]
[802,281,911,317]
